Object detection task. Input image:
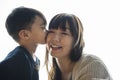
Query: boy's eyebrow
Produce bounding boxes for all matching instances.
[40,22,44,25]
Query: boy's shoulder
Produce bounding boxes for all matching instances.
[1,46,29,64]
[6,46,28,58]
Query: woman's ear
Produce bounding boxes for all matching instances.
[18,30,31,40]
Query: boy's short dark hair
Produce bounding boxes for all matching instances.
[5,6,47,42]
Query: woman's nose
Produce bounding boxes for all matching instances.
[52,34,60,42]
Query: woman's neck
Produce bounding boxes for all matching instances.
[57,59,75,74]
[56,58,75,80]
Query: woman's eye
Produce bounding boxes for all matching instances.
[47,31,54,35]
[61,32,68,35]
[48,31,53,33]
[61,32,72,36]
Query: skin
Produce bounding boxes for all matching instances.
[19,16,46,56]
[46,22,76,80]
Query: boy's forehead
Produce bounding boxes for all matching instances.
[35,16,45,24]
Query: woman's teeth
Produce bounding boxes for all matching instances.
[51,45,62,49]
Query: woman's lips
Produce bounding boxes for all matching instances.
[50,44,62,51]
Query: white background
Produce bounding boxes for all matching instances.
[0,0,120,80]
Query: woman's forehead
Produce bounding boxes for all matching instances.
[50,21,70,30]
[65,21,70,29]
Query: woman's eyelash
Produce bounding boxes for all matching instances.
[61,32,67,35]
[47,31,54,33]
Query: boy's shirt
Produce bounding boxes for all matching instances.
[0,46,40,80]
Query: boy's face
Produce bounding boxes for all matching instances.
[29,16,46,44]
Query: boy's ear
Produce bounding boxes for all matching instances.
[19,30,31,40]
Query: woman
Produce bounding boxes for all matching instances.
[45,13,112,80]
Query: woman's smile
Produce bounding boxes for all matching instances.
[50,44,62,53]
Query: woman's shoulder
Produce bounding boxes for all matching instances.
[72,53,112,80]
[76,53,104,65]
[79,53,110,70]
[73,53,105,69]
[83,54,103,61]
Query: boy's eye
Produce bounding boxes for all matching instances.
[41,27,45,29]
[40,26,45,30]
[40,23,46,28]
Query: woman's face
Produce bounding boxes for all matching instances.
[46,23,74,59]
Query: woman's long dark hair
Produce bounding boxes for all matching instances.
[45,13,84,80]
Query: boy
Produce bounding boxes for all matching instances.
[0,6,47,80]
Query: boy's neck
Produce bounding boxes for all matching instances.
[20,43,38,56]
